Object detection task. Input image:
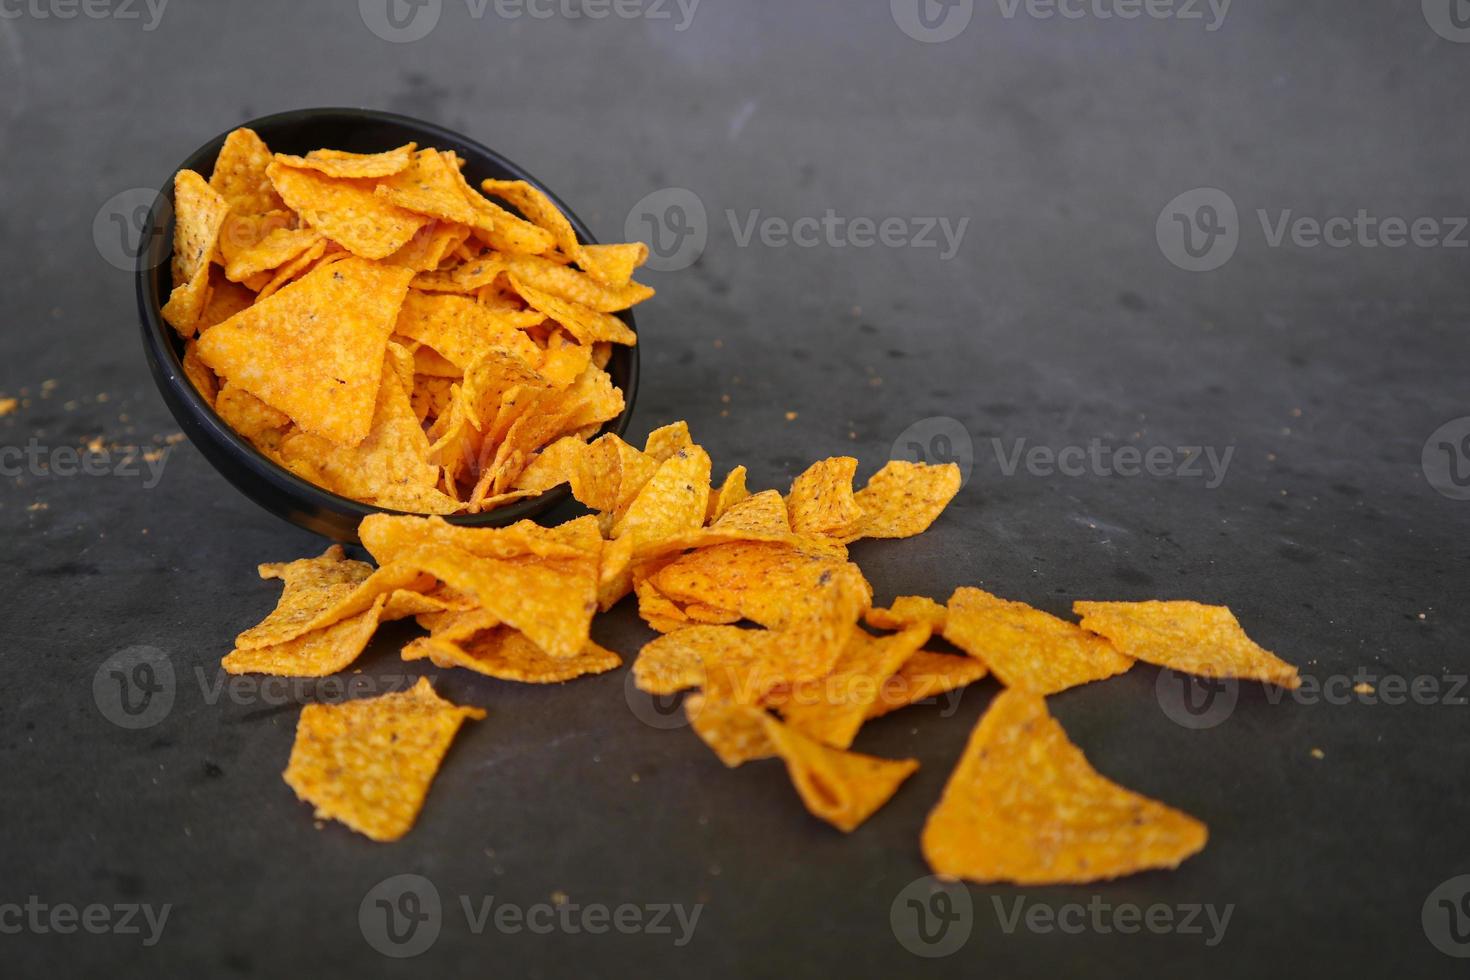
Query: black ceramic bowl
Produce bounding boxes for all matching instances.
[137,107,639,543]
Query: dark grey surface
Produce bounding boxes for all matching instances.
[2,1,1468,976]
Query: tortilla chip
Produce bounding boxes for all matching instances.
[612,446,712,548]
[403,630,621,683]
[865,650,988,719]
[197,257,414,447]
[507,275,637,346]
[275,143,417,179]
[943,588,1134,695]
[685,695,775,767]
[708,465,749,523]
[787,457,863,538]
[393,290,541,371]
[162,170,231,335]
[376,149,484,226]
[222,225,322,283]
[222,594,389,677]
[761,713,918,832]
[777,624,931,749]
[845,461,961,541]
[921,690,1208,883]
[234,545,375,650]
[182,340,219,406]
[210,128,285,214]
[865,595,948,633]
[1073,600,1301,689]
[632,624,790,698]
[644,421,694,462]
[283,677,484,842]
[253,238,330,302]
[196,269,257,332]
[267,161,428,259]
[500,254,653,313]
[579,242,649,288]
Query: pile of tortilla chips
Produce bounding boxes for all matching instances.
[227,423,1299,874]
[165,128,647,514]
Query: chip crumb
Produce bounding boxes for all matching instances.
[27,502,47,512]
[1310,748,1325,760]
[630,772,641,783]
[0,398,17,417]
[1353,682,1374,695]
[784,411,798,421]
[550,890,569,906]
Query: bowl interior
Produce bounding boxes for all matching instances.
[138,108,638,539]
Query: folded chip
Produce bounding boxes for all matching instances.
[761,713,918,833]
[283,677,484,842]
[922,690,1208,883]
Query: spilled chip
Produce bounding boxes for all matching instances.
[1073,600,1301,689]
[922,690,1208,883]
[283,678,484,842]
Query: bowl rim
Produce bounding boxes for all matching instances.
[136,106,639,531]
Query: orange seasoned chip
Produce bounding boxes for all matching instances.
[777,624,931,749]
[708,465,750,523]
[685,695,775,767]
[845,460,961,541]
[761,714,918,833]
[787,457,863,538]
[921,690,1208,883]
[275,143,417,179]
[579,242,649,288]
[222,225,322,283]
[865,650,988,720]
[196,270,257,332]
[403,630,621,683]
[943,587,1133,695]
[215,384,291,448]
[376,149,482,226]
[1073,600,1301,689]
[865,595,948,633]
[500,254,653,313]
[234,545,375,650]
[222,594,389,677]
[644,421,694,462]
[393,290,541,372]
[197,257,413,447]
[210,128,286,215]
[508,275,637,346]
[632,624,787,697]
[283,677,484,842]
[267,161,428,259]
[481,179,648,286]
[358,513,598,566]
[182,340,219,406]
[386,220,471,273]
[253,238,330,302]
[217,209,295,274]
[162,170,230,335]
[611,445,712,549]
